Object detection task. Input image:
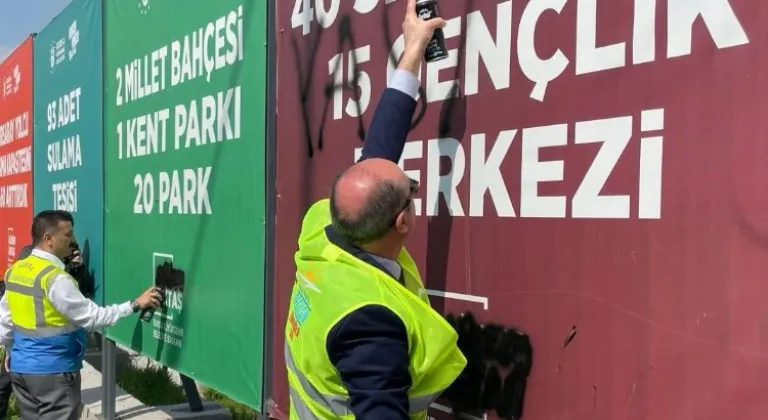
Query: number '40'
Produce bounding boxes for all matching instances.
[291,0,397,35]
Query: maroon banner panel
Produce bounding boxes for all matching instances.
[0,37,34,269]
[273,1,766,419]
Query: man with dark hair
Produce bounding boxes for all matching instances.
[17,237,93,298]
[0,210,162,419]
[0,216,94,419]
[284,1,467,419]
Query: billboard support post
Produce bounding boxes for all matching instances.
[261,0,278,414]
[180,374,204,412]
[101,336,116,420]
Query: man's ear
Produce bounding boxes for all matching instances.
[394,212,410,235]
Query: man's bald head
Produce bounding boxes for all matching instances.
[330,158,411,244]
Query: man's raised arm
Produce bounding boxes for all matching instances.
[358,9,443,164]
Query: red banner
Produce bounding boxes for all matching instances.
[0,37,34,268]
[273,1,767,418]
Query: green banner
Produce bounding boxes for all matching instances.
[103,0,266,409]
[34,0,104,304]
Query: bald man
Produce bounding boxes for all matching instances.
[284,2,467,419]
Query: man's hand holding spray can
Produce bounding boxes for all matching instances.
[415,0,448,62]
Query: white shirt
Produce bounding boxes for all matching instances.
[388,68,420,100]
[0,249,134,347]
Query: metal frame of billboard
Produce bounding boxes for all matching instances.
[261,0,278,413]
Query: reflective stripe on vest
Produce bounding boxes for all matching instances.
[4,265,78,337]
[289,387,324,420]
[285,343,439,416]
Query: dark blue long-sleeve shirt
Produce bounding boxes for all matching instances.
[324,69,420,420]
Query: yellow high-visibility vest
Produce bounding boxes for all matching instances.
[4,254,85,374]
[285,199,467,419]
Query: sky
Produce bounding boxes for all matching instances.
[0,0,72,61]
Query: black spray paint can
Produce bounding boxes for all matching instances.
[416,0,449,62]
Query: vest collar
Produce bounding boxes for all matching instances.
[31,249,65,270]
[324,226,403,284]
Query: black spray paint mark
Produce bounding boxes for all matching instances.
[140,261,185,325]
[422,0,474,316]
[444,312,532,420]
[291,27,324,159]
[292,14,367,158]
[150,261,187,361]
[155,261,185,291]
[319,15,367,148]
[435,0,475,141]
[292,0,477,159]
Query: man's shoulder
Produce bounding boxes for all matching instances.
[45,268,78,292]
[328,304,408,348]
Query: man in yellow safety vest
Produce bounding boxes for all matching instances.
[0,210,162,419]
[284,1,467,418]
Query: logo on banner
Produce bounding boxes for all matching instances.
[139,0,150,15]
[49,20,79,73]
[68,21,79,61]
[12,65,20,93]
[149,252,186,348]
[6,228,15,268]
[1,65,20,99]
